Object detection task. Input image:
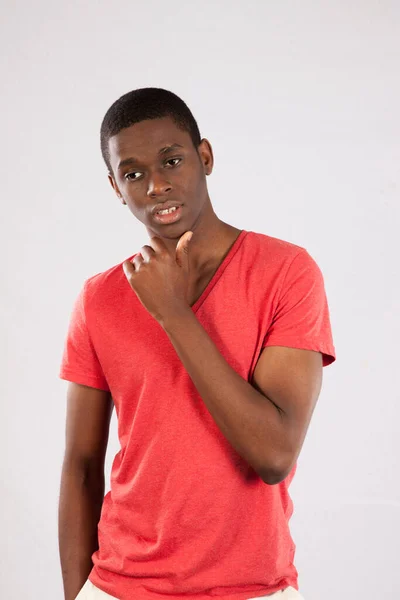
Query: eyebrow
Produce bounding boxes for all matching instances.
[117,143,185,170]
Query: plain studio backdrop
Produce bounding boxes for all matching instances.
[1,1,399,599]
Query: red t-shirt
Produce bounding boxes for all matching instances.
[59,229,336,600]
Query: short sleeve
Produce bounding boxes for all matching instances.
[262,249,336,367]
[59,280,110,391]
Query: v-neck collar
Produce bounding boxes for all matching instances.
[191,229,248,313]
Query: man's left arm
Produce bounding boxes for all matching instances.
[161,308,323,485]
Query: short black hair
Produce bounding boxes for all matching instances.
[100,87,202,174]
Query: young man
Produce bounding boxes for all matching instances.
[58,87,336,600]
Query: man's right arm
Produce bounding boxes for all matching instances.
[58,382,113,600]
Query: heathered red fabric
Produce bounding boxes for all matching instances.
[59,229,336,600]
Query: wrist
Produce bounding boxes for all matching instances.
[158,305,194,332]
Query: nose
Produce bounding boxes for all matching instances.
[146,172,172,197]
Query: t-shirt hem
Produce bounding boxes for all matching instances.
[59,368,110,391]
[262,337,336,367]
[89,567,298,600]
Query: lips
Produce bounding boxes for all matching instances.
[151,201,183,215]
[153,205,183,225]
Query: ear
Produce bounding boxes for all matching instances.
[108,173,126,205]
[198,139,214,176]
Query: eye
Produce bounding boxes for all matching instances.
[165,157,182,167]
[125,171,142,181]
[124,158,182,182]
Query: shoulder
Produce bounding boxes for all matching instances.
[244,230,316,272]
[83,251,140,305]
[245,230,305,257]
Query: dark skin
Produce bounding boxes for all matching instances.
[107,116,243,307]
[59,116,323,600]
[108,117,322,479]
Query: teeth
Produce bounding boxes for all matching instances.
[157,206,178,215]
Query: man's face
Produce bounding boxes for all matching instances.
[107,116,213,237]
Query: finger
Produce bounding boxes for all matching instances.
[184,231,193,247]
[122,259,136,278]
[177,231,193,253]
[176,231,193,268]
[133,254,144,270]
[141,245,156,262]
[148,236,168,255]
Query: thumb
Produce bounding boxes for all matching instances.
[176,231,193,268]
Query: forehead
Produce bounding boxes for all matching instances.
[108,117,191,167]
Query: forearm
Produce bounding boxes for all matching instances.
[58,461,104,600]
[160,308,286,482]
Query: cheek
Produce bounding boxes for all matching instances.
[124,200,148,221]
[182,170,203,196]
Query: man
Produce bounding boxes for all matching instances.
[58,87,336,600]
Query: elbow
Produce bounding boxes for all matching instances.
[260,456,295,485]
[261,469,288,485]
[262,473,287,485]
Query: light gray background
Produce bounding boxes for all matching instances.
[1,1,399,599]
